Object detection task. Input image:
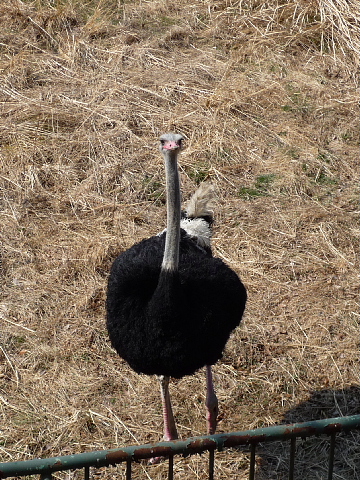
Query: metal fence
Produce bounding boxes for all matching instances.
[0,414,359,480]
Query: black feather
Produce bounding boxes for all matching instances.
[106,230,247,378]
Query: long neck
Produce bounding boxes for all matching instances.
[161,150,181,272]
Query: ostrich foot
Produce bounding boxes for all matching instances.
[148,434,177,465]
[148,456,164,465]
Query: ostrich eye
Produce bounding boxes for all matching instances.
[177,139,183,147]
[160,139,165,145]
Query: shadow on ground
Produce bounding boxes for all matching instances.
[255,386,360,480]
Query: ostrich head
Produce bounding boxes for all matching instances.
[159,133,184,154]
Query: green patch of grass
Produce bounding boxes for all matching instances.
[187,163,211,184]
[315,170,338,186]
[341,128,359,145]
[216,147,233,161]
[238,173,277,200]
[136,13,179,35]
[341,131,352,142]
[13,412,40,427]
[142,176,165,204]
[157,15,178,27]
[317,152,333,164]
[12,335,27,346]
[284,147,301,160]
[269,63,288,76]
[302,155,339,187]
[256,173,277,189]
[282,83,311,116]
[5,334,27,352]
[238,186,264,199]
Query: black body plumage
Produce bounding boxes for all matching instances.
[106,229,247,379]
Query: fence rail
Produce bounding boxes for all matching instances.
[1,414,359,480]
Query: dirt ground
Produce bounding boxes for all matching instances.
[0,1,359,478]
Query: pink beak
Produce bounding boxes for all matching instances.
[163,141,180,150]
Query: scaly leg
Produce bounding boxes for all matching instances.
[149,375,178,465]
[206,365,218,435]
[159,375,178,441]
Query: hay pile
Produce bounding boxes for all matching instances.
[0,1,359,478]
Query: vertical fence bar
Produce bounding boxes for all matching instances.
[208,448,215,480]
[288,437,296,480]
[248,443,256,480]
[84,465,90,480]
[168,455,174,480]
[327,433,336,480]
[126,458,132,480]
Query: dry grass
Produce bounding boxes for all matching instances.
[0,0,359,478]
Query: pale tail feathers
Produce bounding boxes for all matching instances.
[180,183,215,249]
[185,182,215,220]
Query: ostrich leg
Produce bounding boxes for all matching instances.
[159,375,178,440]
[149,376,178,465]
[206,365,218,435]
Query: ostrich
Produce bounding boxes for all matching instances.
[106,133,247,445]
